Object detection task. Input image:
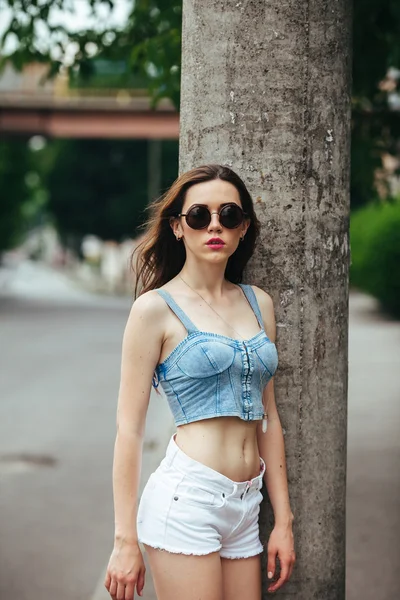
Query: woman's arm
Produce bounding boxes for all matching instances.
[105,291,165,600]
[257,378,294,527]
[252,285,293,523]
[252,286,295,593]
[113,292,164,544]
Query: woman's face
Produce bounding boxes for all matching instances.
[171,179,250,264]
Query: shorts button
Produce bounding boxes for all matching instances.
[174,496,179,501]
[222,493,225,498]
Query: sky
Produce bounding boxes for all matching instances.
[0,0,132,57]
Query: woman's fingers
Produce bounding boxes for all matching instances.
[104,545,145,599]
[268,560,289,592]
[267,547,276,580]
[103,578,135,600]
[136,566,146,597]
[288,554,295,581]
[108,577,117,598]
[124,582,135,600]
[104,571,112,591]
[104,571,143,600]
[116,581,127,600]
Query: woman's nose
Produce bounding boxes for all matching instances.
[208,212,222,231]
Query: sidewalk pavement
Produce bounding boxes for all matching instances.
[0,257,131,308]
[346,290,400,599]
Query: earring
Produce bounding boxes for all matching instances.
[176,236,182,242]
[240,234,245,242]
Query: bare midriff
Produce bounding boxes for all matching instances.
[175,416,261,482]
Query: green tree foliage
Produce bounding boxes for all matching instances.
[352,1,400,100]
[45,138,178,249]
[1,0,399,109]
[350,199,400,316]
[0,2,182,250]
[0,138,31,253]
[0,0,182,109]
[351,1,400,208]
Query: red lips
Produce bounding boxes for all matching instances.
[206,238,225,245]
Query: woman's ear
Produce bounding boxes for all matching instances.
[169,217,182,240]
[242,217,251,238]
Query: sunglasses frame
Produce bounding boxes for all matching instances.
[177,203,248,230]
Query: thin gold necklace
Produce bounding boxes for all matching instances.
[178,273,269,433]
[178,274,245,340]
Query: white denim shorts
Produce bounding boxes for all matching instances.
[137,433,266,559]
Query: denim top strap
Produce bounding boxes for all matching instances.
[238,284,265,330]
[156,289,198,334]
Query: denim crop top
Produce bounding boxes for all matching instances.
[152,284,278,427]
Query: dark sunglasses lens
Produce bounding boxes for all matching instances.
[220,204,244,228]
[186,206,210,229]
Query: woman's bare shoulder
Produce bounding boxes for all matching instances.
[249,284,274,311]
[131,289,167,315]
[125,289,169,333]
[249,285,276,341]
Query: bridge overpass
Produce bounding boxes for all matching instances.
[0,63,179,139]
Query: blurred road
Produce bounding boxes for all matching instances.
[0,262,399,600]
[346,292,400,600]
[0,262,174,600]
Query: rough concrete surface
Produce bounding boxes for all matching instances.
[179,1,352,597]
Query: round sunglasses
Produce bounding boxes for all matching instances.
[177,203,248,230]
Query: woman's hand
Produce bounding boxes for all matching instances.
[104,541,146,600]
[266,520,296,593]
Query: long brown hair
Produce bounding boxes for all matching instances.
[132,164,260,297]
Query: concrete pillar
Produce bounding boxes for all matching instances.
[179,2,352,598]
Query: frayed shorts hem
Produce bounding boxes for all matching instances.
[220,547,264,560]
[140,538,221,556]
[140,538,264,560]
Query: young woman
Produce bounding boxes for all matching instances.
[104,164,295,600]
